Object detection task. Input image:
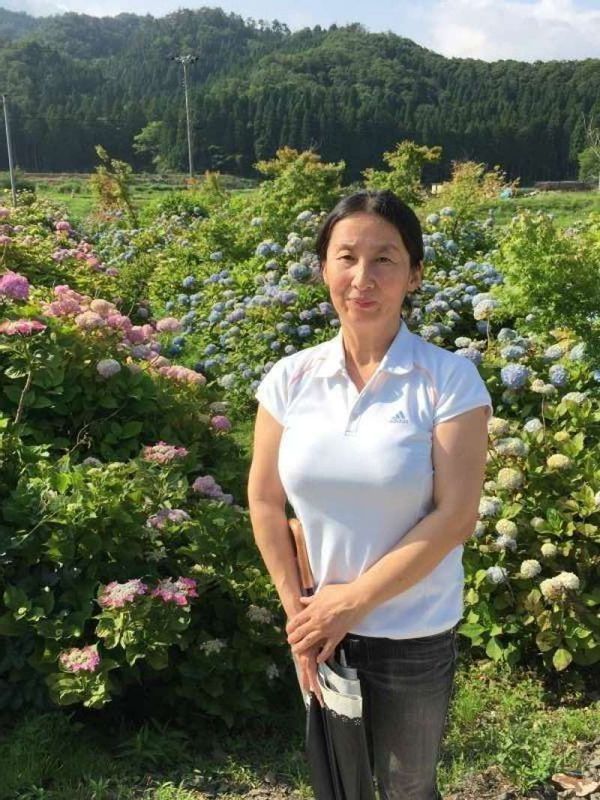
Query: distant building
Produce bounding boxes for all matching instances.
[534,180,595,192]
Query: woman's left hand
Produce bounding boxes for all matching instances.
[285,583,366,663]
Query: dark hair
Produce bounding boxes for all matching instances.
[315,190,424,314]
[315,189,424,269]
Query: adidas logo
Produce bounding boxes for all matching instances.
[389,409,409,423]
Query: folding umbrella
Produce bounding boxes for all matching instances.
[288,518,376,800]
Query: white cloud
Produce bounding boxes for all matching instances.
[423,0,600,60]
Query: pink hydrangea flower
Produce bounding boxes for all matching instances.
[0,235,12,246]
[58,644,101,673]
[0,271,30,301]
[41,298,83,316]
[90,299,117,317]
[97,578,149,609]
[54,285,88,303]
[156,317,182,333]
[142,441,189,464]
[0,208,9,219]
[0,319,47,336]
[146,508,191,529]
[211,415,231,432]
[55,220,72,233]
[151,577,198,605]
[157,365,206,385]
[75,311,106,330]
[191,475,233,504]
[105,267,120,277]
[106,313,132,332]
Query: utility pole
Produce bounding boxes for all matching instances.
[1,94,17,207]
[168,54,199,181]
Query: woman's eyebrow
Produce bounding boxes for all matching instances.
[335,242,400,252]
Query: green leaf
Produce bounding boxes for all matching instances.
[457,622,485,640]
[121,420,143,438]
[485,636,503,661]
[552,648,573,671]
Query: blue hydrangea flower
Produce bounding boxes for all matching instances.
[297,325,312,337]
[593,369,600,383]
[497,328,518,343]
[423,245,436,263]
[431,231,445,244]
[278,291,298,306]
[543,344,564,361]
[440,206,455,217]
[204,344,218,356]
[182,275,196,289]
[210,251,223,261]
[284,345,297,354]
[500,345,526,361]
[501,363,530,389]
[288,262,312,282]
[456,348,483,366]
[445,240,458,254]
[426,213,440,226]
[318,302,334,316]
[296,210,313,223]
[270,341,282,350]
[568,343,586,362]
[549,364,568,387]
[165,300,174,311]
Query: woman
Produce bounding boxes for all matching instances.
[247,189,493,800]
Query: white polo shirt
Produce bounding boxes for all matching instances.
[254,318,493,639]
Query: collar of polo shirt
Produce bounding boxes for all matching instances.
[314,317,415,378]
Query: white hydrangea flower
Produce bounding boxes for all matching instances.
[547,454,572,470]
[523,418,543,434]
[486,565,508,584]
[530,379,547,394]
[495,519,518,537]
[530,517,545,531]
[266,663,280,680]
[496,467,524,491]
[540,577,563,601]
[473,520,487,538]
[484,480,498,493]
[479,496,503,518]
[556,571,580,591]
[562,391,588,404]
[473,298,499,320]
[540,542,558,558]
[488,417,511,438]
[200,638,227,655]
[595,491,600,510]
[247,604,273,624]
[520,559,542,578]
[553,431,570,443]
[494,438,529,457]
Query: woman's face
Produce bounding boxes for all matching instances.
[321,212,422,327]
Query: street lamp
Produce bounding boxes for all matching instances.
[168,54,199,181]
[1,94,17,207]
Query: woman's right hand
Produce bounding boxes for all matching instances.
[295,642,325,707]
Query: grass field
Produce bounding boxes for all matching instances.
[1,656,598,800]
[6,173,600,229]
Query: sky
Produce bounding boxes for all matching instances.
[4,0,600,62]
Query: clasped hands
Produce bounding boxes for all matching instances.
[285,582,366,664]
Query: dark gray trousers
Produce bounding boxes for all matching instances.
[334,624,459,800]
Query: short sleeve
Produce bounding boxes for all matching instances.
[433,356,493,425]
[254,358,289,426]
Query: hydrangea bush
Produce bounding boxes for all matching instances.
[1,148,600,725]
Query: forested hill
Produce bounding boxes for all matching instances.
[1,5,599,182]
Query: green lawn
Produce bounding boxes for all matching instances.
[1,656,597,800]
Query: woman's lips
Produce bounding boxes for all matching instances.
[351,299,376,307]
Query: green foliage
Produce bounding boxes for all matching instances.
[429,160,519,232]
[89,146,137,224]
[362,141,442,206]
[578,146,600,186]
[132,121,170,174]
[492,210,600,361]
